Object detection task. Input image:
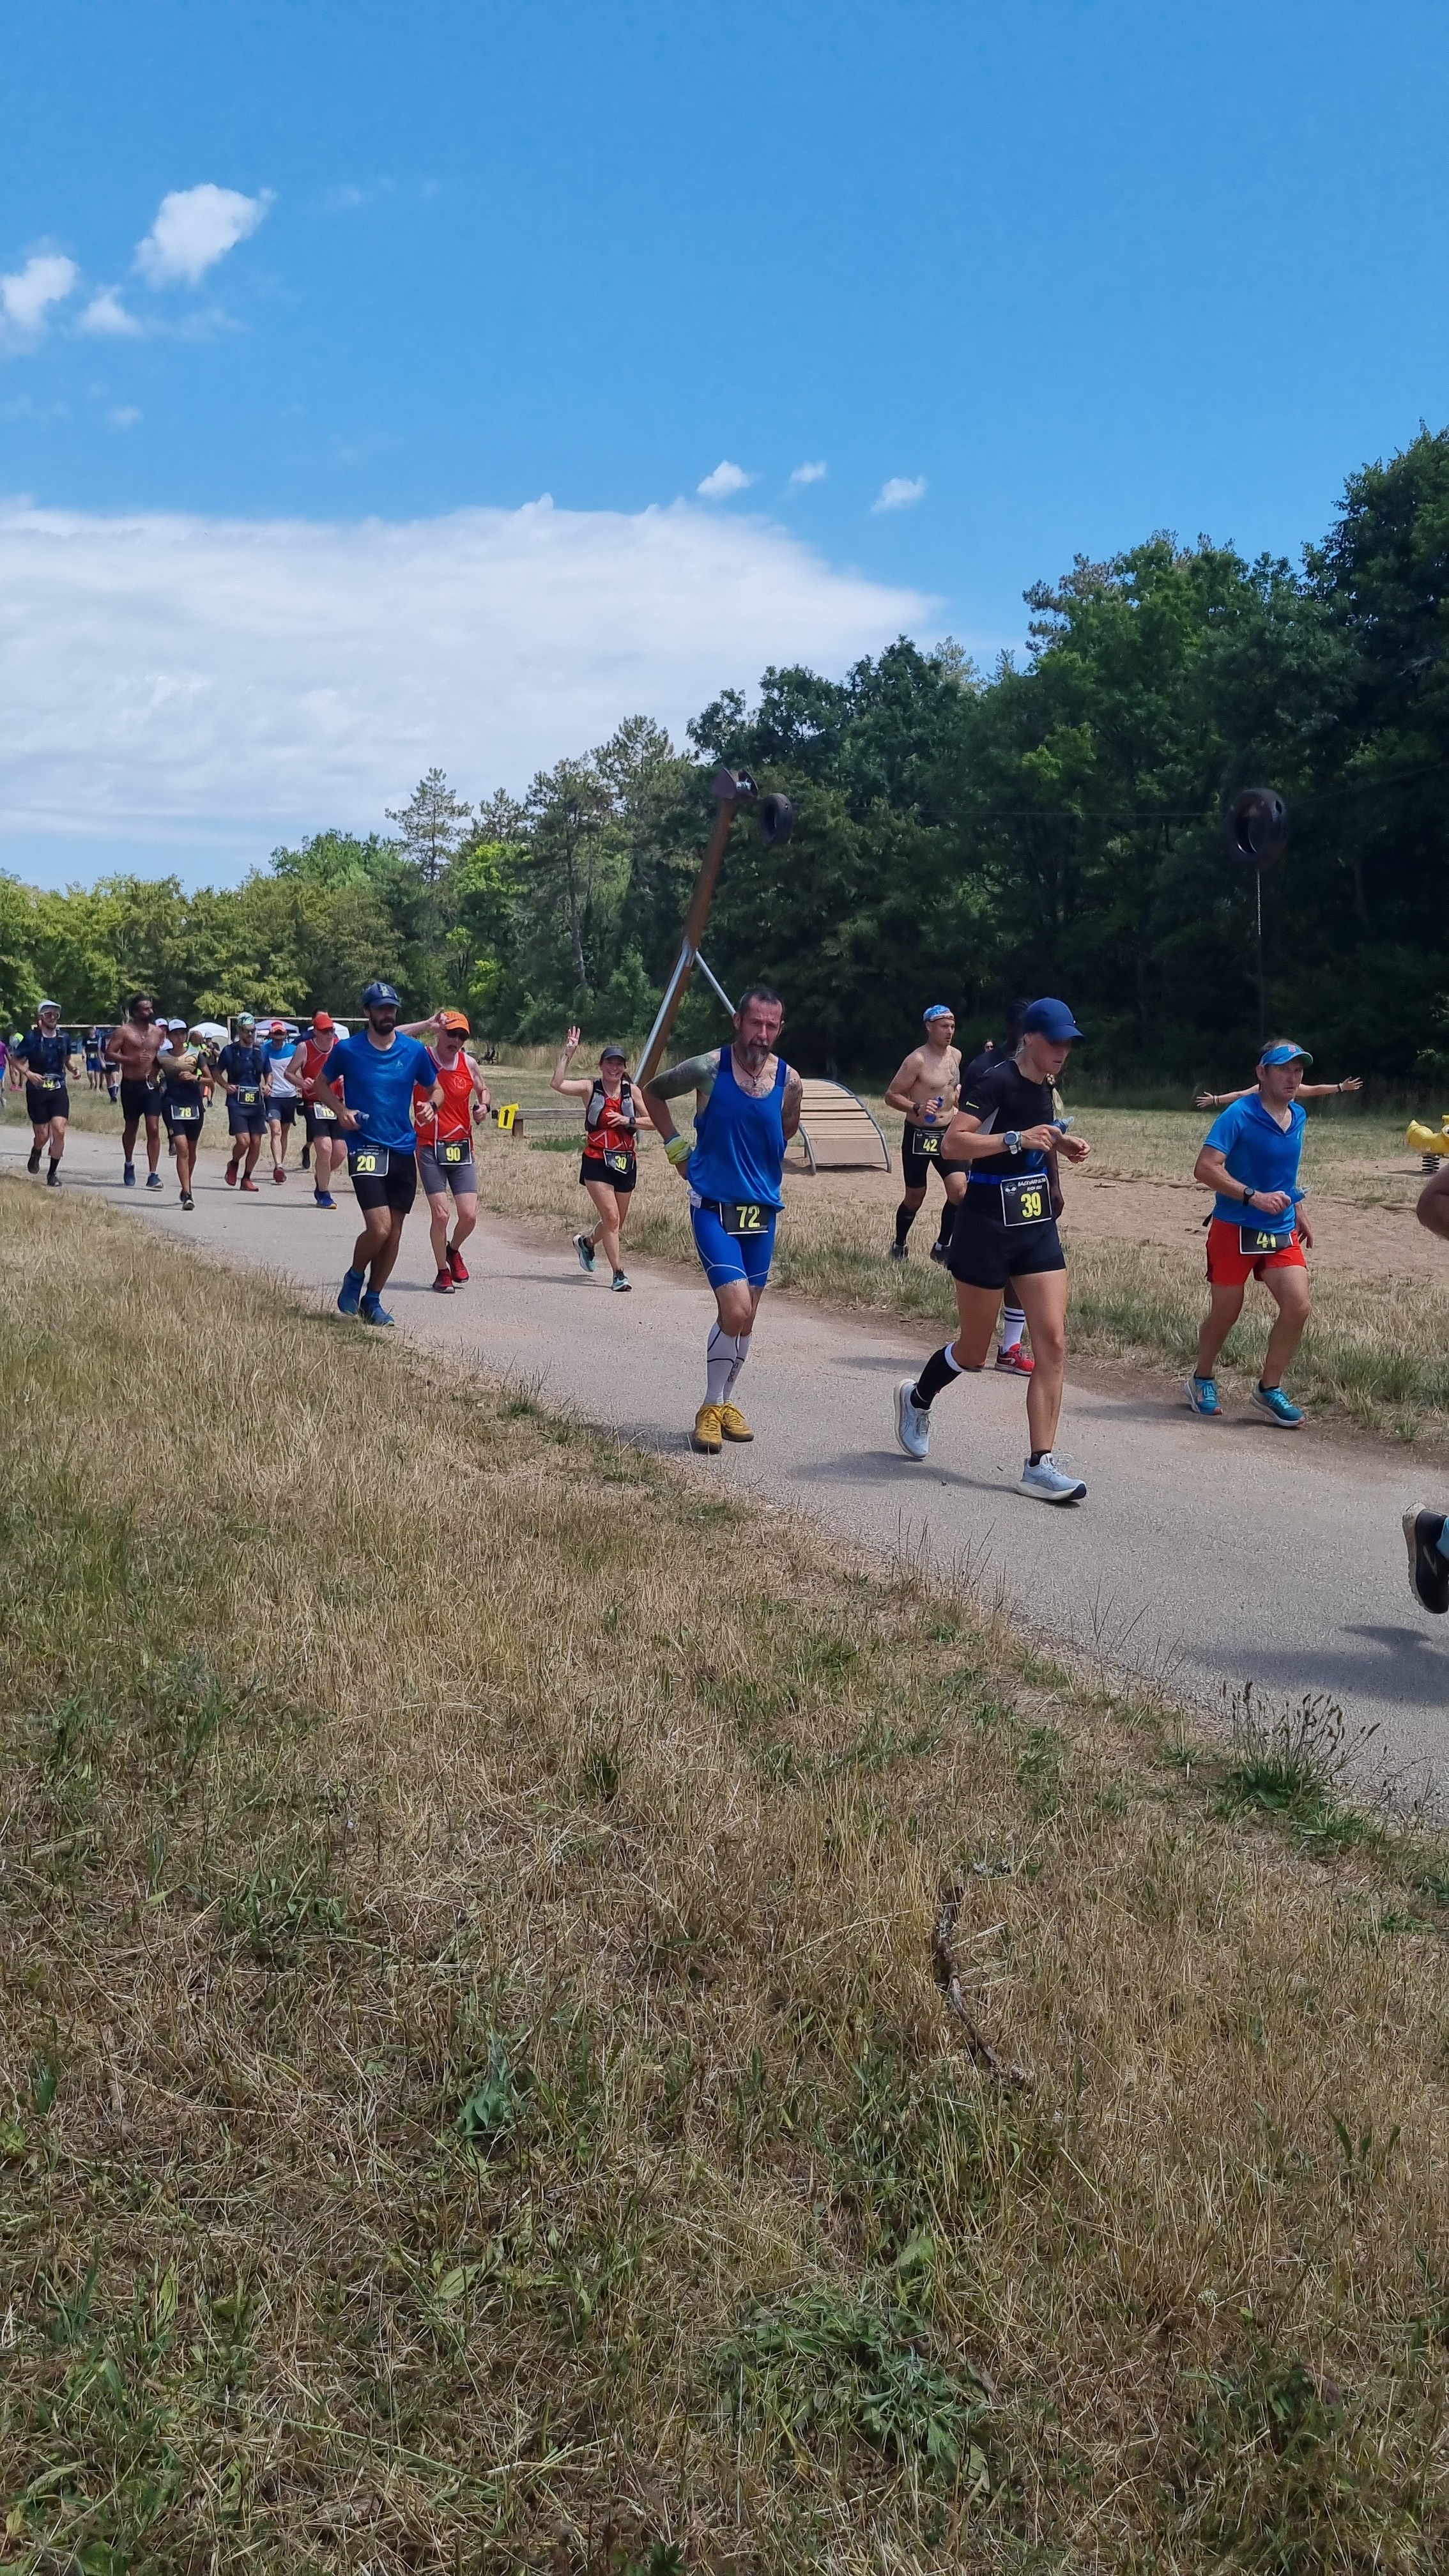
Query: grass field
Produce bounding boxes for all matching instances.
[4,1177,1449,2570]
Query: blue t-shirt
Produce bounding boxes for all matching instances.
[1204,1093,1306,1236]
[18,1030,70,1081]
[323,1030,436,1154]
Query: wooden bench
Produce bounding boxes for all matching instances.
[786,1078,892,1175]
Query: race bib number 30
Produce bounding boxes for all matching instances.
[1001,1174,1050,1228]
[603,1149,633,1177]
[721,1200,769,1236]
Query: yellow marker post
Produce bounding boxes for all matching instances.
[496,1103,518,1133]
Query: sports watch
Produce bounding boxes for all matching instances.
[1004,1130,1022,1154]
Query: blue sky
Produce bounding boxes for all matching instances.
[4,0,1448,884]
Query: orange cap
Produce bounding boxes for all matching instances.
[438,1009,470,1034]
[312,1011,335,1031]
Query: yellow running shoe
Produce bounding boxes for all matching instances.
[693,1402,724,1453]
[718,1402,753,1443]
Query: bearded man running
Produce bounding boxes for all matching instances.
[105,995,167,1188]
[641,986,802,1453]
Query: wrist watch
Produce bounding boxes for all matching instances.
[1004,1129,1022,1154]
[1243,1188,1256,1208]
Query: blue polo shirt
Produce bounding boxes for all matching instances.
[1204,1093,1306,1236]
[321,1029,435,1154]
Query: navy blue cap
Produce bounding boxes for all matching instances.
[1022,996,1083,1043]
[362,980,401,1008]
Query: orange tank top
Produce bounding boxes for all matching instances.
[415,1048,474,1142]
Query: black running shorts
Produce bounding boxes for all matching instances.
[119,1077,162,1121]
[268,1096,297,1124]
[350,1153,418,1216]
[303,1107,343,1147]
[580,1154,637,1193]
[901,1123,964,1192]
[946,1202,1065,1292]
[26,1082,68,1124]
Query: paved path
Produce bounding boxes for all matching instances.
[23,1131,1449,1791]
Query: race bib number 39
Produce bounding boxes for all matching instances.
[1001,1174,1050,1228]
[721,1200,769,1236]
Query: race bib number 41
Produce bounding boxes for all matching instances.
[1239,1223,1291,1257]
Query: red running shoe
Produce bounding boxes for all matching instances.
[240,1176,259,1193]
[433,1269,456,1294]
[224,1161,238,1188]
[447,1244,469,1283]
[995,1344,1035,1375]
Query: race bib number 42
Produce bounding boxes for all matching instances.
[916,1129,941,1157]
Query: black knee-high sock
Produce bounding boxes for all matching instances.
[912,1342,965,1408]
[934,1197,956,1251]
[894,1200,916,1248]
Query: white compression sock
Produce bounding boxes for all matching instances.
[706,1325,744,1404]
[723,1333,751,1399]
[1000,1305,1026,1353]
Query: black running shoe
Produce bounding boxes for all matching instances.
[26,1148,41,1174]
[1403,1506,1449,1614]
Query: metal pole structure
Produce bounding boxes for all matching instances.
[633,779,747,1086]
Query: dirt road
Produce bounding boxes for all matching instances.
[30,1130,1449,1794]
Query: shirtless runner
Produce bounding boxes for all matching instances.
[105,994,168,1189]
[884,1005,965,1266]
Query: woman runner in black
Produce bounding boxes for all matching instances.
[894,997,1091,1503]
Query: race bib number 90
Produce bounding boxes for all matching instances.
[438,1138,468,1166]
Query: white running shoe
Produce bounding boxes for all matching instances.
[1019,1452,1086,1505]
[895,1377,931,1460]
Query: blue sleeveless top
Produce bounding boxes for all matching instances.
[687,1048,788,1210]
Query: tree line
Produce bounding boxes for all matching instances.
[4,425,1446,1086]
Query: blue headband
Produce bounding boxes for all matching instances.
[1259,1042,1312,1068]
[922,1004,952,1022]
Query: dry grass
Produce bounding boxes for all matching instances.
[4,1178,1449,2570]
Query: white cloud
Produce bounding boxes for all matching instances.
[872,475,928,513]
[696,459,757,500]
[109,406,142,430]
[789,460,828,487]
[80,288,144,338]
[1,253,79,338]
[0,498,938,881]
[135,184,272,287]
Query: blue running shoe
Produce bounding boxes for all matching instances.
[1185,1374,1220,1417]
[360,1291,394,1327]
[123,1160,136,1187]
[145,1171,163,1189]
[314,1190,336,1209]
[1250,1382,1303,1429]
[336,1266,365,1317]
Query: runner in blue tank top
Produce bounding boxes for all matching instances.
[641,986,802,1453]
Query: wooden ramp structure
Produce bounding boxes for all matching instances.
[786,1078,892,1175]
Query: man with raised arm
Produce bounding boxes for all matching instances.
[641,986,802,1454]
